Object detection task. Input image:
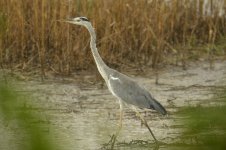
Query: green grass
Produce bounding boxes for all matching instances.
[178,90,226,150]
[0,83,57,150]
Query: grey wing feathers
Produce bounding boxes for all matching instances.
[108,71,167,115]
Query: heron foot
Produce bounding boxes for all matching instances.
[101,134,117,150]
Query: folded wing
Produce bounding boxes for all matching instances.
[108,72,167,115]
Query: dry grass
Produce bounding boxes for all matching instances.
[0,0,226,76]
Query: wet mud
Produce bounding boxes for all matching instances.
[1,61,226,150]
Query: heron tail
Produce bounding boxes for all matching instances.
[149,98,167,115]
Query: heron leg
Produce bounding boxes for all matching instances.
[119,101,123,129]
[108,101,123,149]
[113,102,123,145]
[133,107,158,143]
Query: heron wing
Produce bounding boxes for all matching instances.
[107,71,167,115]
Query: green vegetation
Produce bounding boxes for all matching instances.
[0,0,225,76]
[178,89,226,150]
[0,83,56,150]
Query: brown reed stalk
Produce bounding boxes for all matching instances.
[0,0,225,75]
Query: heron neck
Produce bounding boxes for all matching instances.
[86,25,109,80]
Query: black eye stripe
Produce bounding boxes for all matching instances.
[80,17,89,22]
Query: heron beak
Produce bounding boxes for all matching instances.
[57,18,74,24]
[65,18,74,24]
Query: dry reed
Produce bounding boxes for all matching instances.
[0,0,225,75]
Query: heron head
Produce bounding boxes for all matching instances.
[64,17,90,26]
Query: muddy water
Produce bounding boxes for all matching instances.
[1,61,226,150]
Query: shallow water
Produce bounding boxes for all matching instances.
[1,61,226,150]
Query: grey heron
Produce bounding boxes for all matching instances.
[63,17,167,145]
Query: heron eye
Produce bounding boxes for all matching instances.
[80,17,89,21]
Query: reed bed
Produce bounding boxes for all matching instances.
[0,0,226,75]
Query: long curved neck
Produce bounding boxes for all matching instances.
[85,24,109,81]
